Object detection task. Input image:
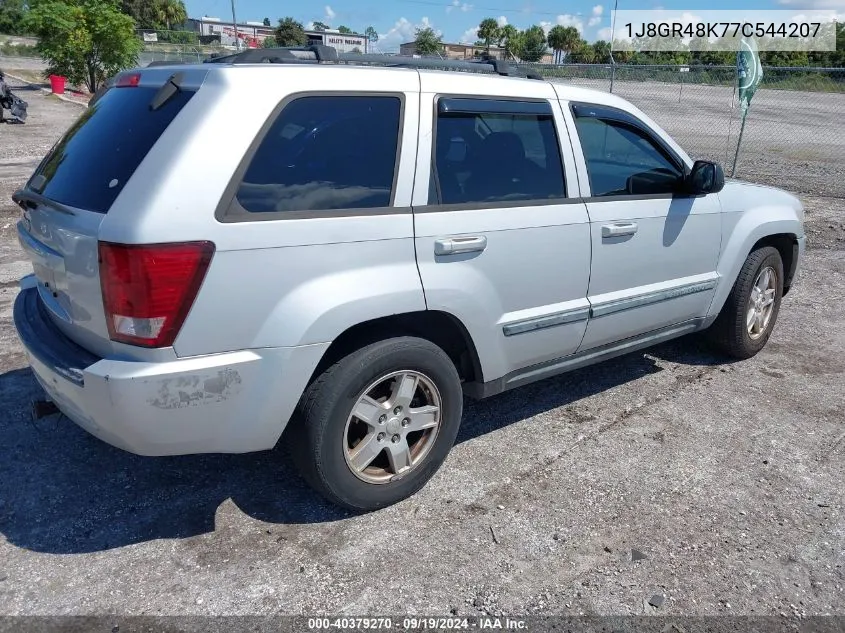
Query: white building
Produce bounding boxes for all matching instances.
[186,17,368,53]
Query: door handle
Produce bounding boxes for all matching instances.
[434,235,488,256]
[601,222,638,238]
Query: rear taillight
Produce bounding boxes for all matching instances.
[98,241,215,348]
[115,73,141,87]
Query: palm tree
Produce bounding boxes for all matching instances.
[154,0,187,32]
[547,25,580,64]
[498,24,518,60]
[477,18,500,53]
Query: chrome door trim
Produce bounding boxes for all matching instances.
[590,279,718,319]
[502,306,590,337]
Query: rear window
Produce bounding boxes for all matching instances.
[27,86,195,214]
[234,95,402,214]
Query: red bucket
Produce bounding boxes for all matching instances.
[49,75,66,95]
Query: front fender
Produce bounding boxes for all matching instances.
[707,205,803,320]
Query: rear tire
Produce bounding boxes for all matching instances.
[288,337,463,511]
[707,246,784,360]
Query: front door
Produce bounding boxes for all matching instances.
[563,100,722,351]
[412,76,591,384]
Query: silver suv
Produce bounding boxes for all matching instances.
[13,48,805,511]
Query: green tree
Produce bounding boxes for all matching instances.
[547,25,580,63]
[275,17,307,46]
[312,21,329,31]
[364,25,378,42]
[154,0,186,31]
[262,35,278,47]
[570,39,595,63]
[0,0,27,35]
[477,17,500,53]
[591,39,611,63]
[25,0,141,93]
[337,25,352,34]
[498,24,519,60]
[516,25,547,62]
[120,0,158,29]
[414,26,442,56]
[263,17,271,26]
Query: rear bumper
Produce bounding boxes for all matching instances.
[13,287,329,456]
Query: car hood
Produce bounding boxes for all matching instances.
[719,178,803,217]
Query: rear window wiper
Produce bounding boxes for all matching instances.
[149,72,184,112]
[13,188,77,216]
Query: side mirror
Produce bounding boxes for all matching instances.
[686,160,725,195]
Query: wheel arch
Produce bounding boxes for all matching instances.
[306,310,485,391]
[708,210,802,320]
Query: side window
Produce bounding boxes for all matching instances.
[431,100,566,205]
[235,95,401,214]
[573,115,683,198]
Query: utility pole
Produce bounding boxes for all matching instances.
[230,0,240,50]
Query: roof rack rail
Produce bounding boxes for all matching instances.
[146,60,189,67]
[203,45,543,80]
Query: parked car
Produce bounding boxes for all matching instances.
[12,50,805,511]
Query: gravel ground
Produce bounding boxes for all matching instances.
[0,76,842,619]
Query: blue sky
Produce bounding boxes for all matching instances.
[184,0,845,51]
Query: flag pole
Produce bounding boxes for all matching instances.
[731,109,747,178]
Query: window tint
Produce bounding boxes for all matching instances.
[236,96,401,214]
[28,86,195,214]
[573,116,683,197]
[432,104,565,205]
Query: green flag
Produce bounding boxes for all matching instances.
[737,37,763,116]
[731,36,763,176]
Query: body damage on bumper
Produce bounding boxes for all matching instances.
[14,287,329,456]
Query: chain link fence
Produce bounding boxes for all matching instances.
[529,63,845,198]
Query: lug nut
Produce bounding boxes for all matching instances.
[391,434,400,443]
[377,432,386,442]
[402,418,410,427]
[393,406,402,414]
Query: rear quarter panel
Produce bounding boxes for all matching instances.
[98,66,427,356]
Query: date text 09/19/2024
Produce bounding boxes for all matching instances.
[306,617,529,630]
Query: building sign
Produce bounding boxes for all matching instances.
[324,34,367,53]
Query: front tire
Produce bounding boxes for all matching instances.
[707,246,784,359]
[289,337,463,511]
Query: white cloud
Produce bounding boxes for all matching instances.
[588,5,604,27]
[446,0,473,13]
[324,5,336,21]
[377,16,441,52]
[540,14,585,35]
[497,16,508,27]
[597,26,613,41]
[779,0,845,7]
[459,26,478,43]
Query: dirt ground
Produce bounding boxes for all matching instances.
[0,75,842,618]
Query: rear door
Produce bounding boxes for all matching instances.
[412,74,591,383]
[14,70,203,357]
[563,100,722,350]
